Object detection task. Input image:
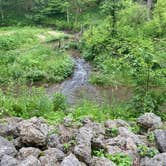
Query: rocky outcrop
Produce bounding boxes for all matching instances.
[0,113,165,165]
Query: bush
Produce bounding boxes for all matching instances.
[53,93,67,111]
[0,87,52,118]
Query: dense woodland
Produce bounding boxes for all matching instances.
[0,0,166,165]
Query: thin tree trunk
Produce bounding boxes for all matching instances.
[67,7,69,23]
[0,8,4,21]
[75,8,79,27]
[147,0,153,20]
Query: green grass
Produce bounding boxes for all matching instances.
[0,26,74,85]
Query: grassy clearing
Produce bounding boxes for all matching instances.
[0,26,74,85]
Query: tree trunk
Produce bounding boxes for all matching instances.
[66,7,69,23]
[111,0,116,36]
[75,8,79,27]
[0,8,4,21]
[147,0,153,20]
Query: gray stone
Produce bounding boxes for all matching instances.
[105,119,129,129]
[74,125,93,164]
[47,134,60,148]
[0,124,8,137]
[40,148,65,162]
[17,117,49,147]
[92,135,105,149]
[140,153,166,166]
[61,153,81,166]
[63,117,73,127]
[118,127,142,145]
[18,155,41,166]
[0,117,22,138]
[137,113,162,130]
[0,136,17,159]
[90,157,116,166]
[0,155,18,166]
[154,129,166,152]
[12,137,22,149]
[105,136,137,151]
[91,122,105,136]
[17,147,41,160]
[58,125,77,144]
[106,145,122,155]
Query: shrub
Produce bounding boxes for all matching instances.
[53,93,67,111]
[137,144,159,158]
[0,87,52,118]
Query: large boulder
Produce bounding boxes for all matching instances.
[90,157,116,166]
[74,125,93,164]
[0,136,17,159]
[18,155,41,166]
[140,153,166,166]
[17,117,49,147]
[0,155,18,166]
[154,129,166,152]
[61,153,81,166]
[17,147,41,160]
[137,113,162,130]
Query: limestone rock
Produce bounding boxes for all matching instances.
[17,117,49,147]
[0,136,17,159]
[61,153,81,166]
[154,129,166,152]
[137,113,162,130]
[90,157,116,166]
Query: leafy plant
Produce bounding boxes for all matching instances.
[106,128,119,137]
[137,144,159,158]
[147,132,155,143]
[106,153,132,166]
[53,93,67,111]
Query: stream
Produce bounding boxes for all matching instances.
[46,55,131,105]
[46,32,131,105]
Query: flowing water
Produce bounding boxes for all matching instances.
[46,55,131,105]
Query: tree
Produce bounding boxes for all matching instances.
[147,0,153,20]
[100,0,124,36]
